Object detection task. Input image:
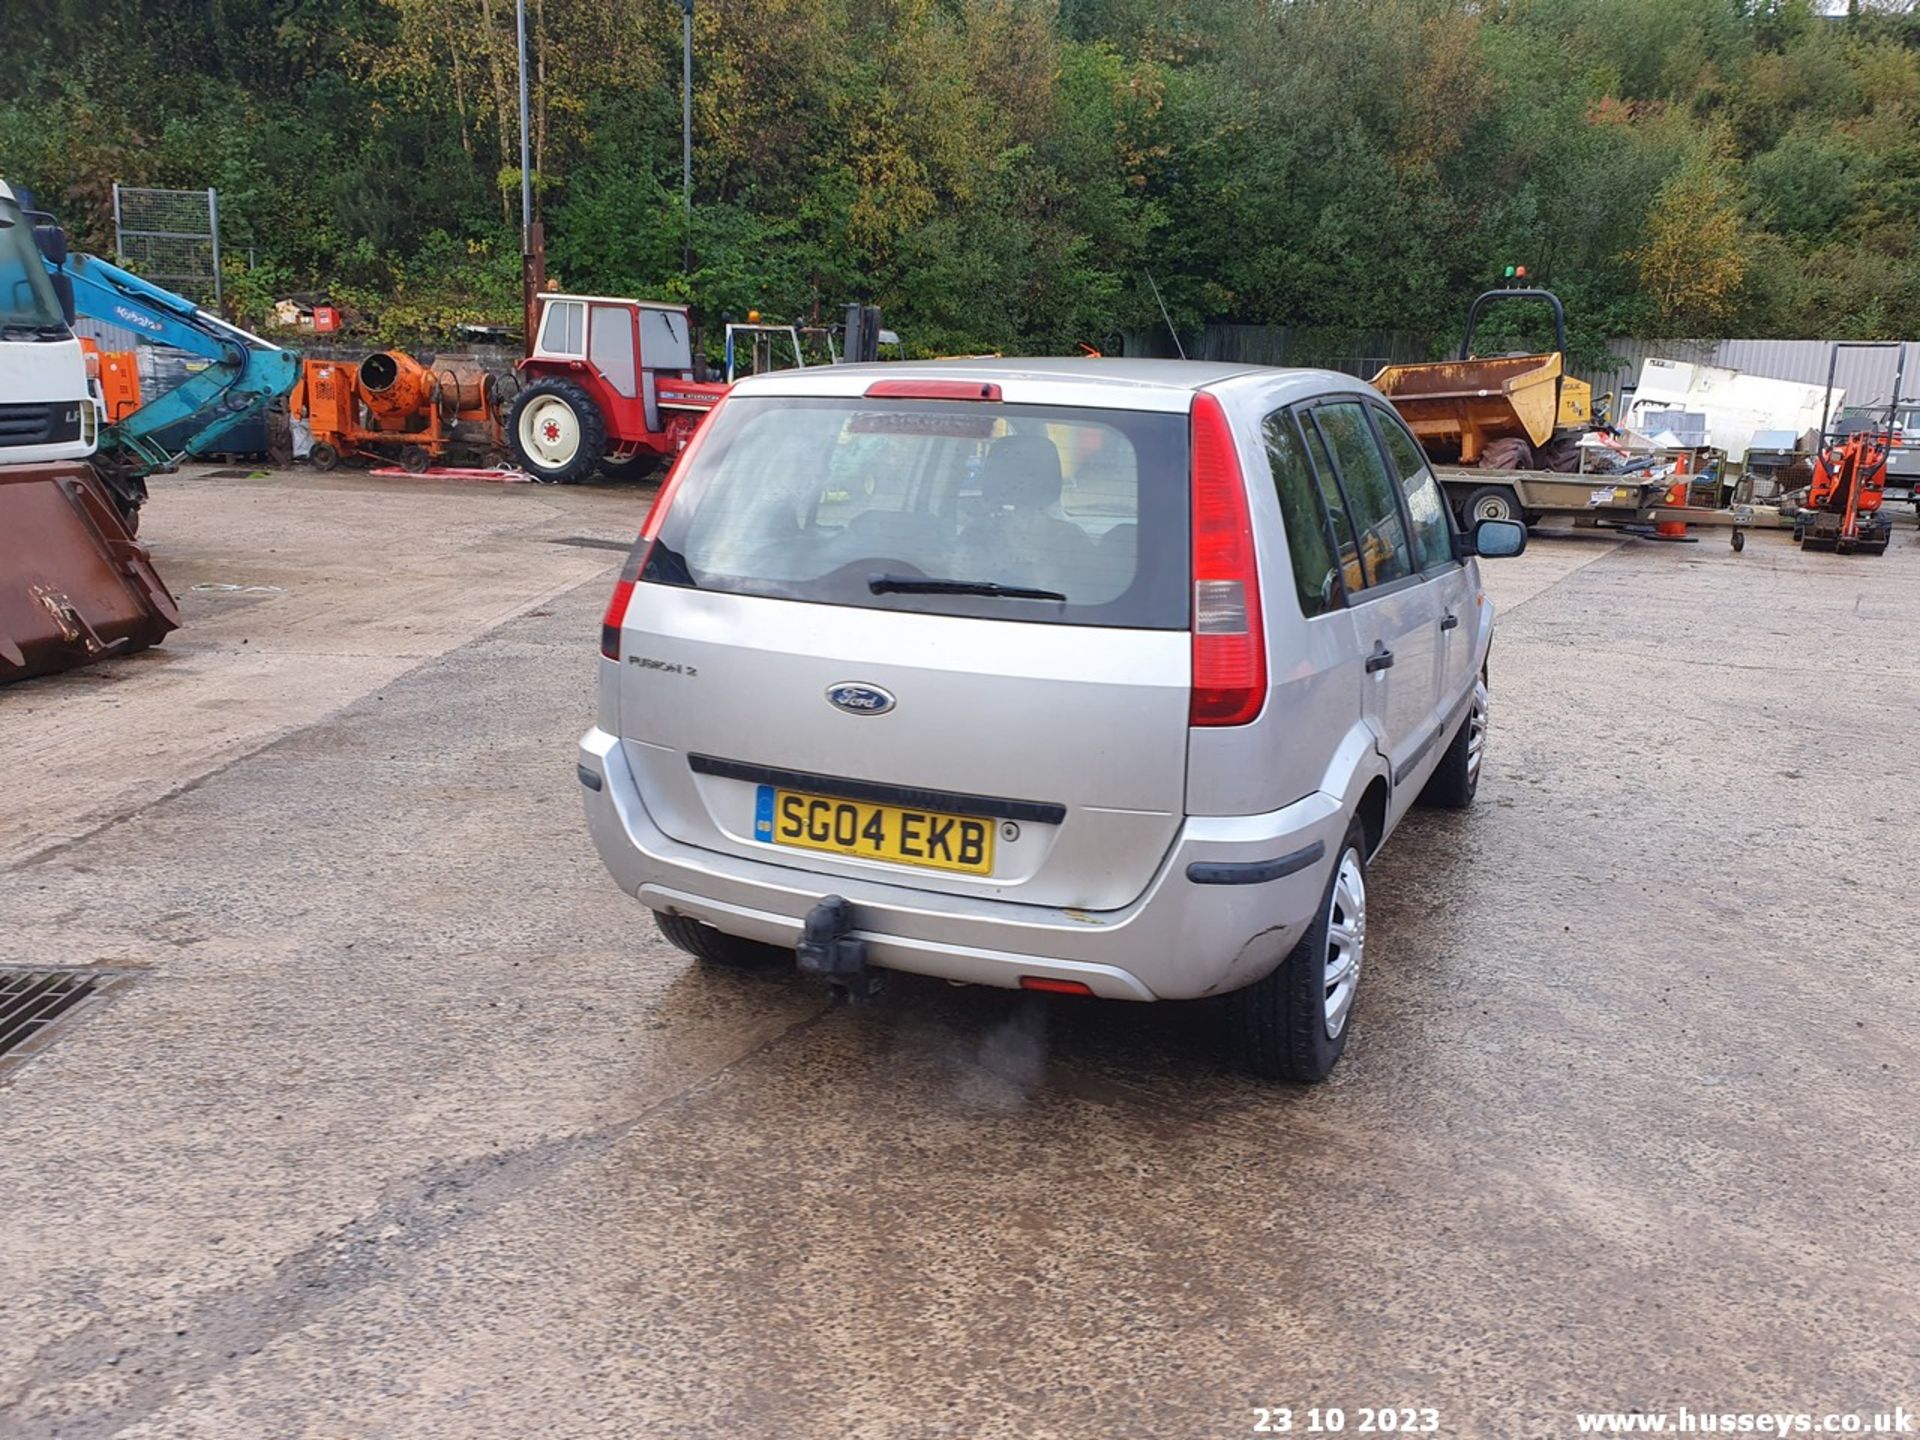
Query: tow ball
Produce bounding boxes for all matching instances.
[796,895,880,1001]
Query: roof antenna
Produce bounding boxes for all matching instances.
[1143,272,1186,360]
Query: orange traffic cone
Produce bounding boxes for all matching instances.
[1655,454,1690,538]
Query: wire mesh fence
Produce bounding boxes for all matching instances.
[112,184,221,306]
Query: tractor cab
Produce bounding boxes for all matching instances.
[510,294,727,483]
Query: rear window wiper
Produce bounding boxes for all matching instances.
[867,572,1066,602]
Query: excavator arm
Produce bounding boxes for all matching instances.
[49,250,300,490]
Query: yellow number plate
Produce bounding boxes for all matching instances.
[754,785,994,874]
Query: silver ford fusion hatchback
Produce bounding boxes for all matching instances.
[578,358,1525,1081]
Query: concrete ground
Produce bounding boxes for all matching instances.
[1,467,1916,1439]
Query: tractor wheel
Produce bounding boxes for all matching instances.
[308,441,340,472]
[1460,484,1523,527]
[508,377,607,484]
[400,445,432,474]
[1477,436,1536,471]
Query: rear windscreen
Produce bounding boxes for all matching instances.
[643,396,1190,628]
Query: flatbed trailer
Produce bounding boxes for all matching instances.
[1436,466,1795,552]
[1434,466,1668,528]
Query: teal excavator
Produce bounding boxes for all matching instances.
[33,209,299,530]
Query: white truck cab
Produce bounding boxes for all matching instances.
[0,179,97,466]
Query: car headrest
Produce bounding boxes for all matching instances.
[981,434,1064,512]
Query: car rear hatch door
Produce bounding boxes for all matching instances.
[611,384,1193,910]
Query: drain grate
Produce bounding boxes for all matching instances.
[0,968,131,1079]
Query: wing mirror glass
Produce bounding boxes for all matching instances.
[30,219,69,268]
[1472,517,1527,557]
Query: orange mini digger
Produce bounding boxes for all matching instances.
[1796,343,1904,556]
[1796,431,1893,555]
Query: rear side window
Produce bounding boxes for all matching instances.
[1298,414,1366,596]
[1262,409,1340,617]
[539,299,585,355]
[1311,402,1414,589]
[1372,406,1454,570]
[644,396,1189,628]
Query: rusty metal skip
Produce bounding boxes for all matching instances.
[0,463,180,684]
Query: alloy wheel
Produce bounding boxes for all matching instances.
[1323,849,1366,1038]
[1465,675,1489,788]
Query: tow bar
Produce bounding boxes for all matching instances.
[795,895,879,1001]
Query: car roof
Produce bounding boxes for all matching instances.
[729,356,1377,410]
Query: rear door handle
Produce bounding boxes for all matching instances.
[1365,644,1395,674]
[1440,612,1459,631]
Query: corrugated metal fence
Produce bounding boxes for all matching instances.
[1575,339,1920,414]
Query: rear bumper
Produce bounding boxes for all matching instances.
[577,727,1346,1001]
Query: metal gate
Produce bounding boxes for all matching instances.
[112,184,222,307]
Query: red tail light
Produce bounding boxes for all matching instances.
[1188,392,1265,726]
[600,399,726,660]
[1019,977,1094,995]
[599,546,647,661]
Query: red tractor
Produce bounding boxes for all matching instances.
[506,294,728,483]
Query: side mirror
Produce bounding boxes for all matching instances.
[31,220,69,268]
[50,272,76,328]
[1471,517,1527,557]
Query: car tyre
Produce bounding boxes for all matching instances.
[1419,666,1488,810]
[653,911,788,968]
[508,376,607,484]
[598,449,658,481]
[1227,818,1369,1084]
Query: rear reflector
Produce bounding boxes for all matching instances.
[1019,977,1095,996]
[601,397,727,660]
[864,379,1003,402]
[1188,392,1266,726]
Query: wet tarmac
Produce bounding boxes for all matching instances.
[2,474,1916,1438]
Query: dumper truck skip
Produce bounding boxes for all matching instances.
[1373,277,1668,529]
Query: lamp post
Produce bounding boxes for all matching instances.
[680,0,694,214]
[517,0,545,354]
[517,0,531,240]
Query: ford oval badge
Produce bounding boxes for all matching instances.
[827,683,895,716]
